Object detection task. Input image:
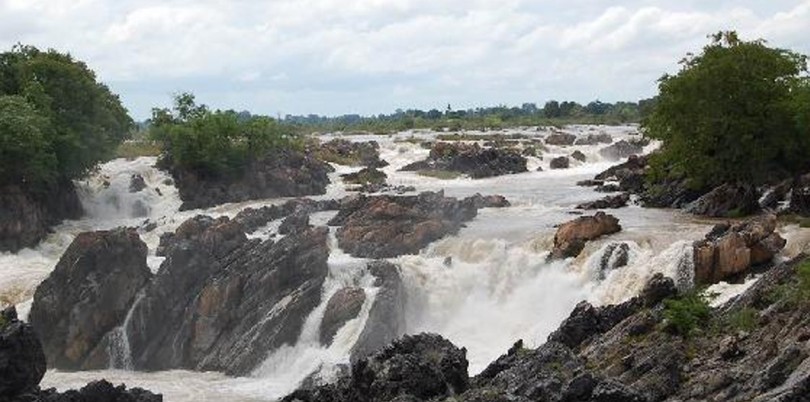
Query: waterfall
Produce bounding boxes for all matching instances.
[109,291,146,370]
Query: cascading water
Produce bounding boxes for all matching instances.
[1,125,793,401]
[109,291,146,370]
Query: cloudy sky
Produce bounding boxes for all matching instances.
[2,0,809,119]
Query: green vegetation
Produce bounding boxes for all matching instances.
[644,31,810,190]
[150,93,300,177]
[726,307,759,332]
[0,313,6,329]
[116,141,163,159]
[663,290,711,337]
[284,100,651,135]
[0,45,132,191]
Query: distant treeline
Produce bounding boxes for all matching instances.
[282,99,655,134]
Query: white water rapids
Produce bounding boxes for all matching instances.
[1,125,804,401]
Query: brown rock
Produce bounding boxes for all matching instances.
[320,288,366,346]
[551,212,621,259]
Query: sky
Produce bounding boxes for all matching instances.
[1,0,809,120]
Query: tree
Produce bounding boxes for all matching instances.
[644,31,810,188]
[0,45,132,189]
[0,96,56,187]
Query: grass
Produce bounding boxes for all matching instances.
[416,170,463,180]
[116,140,162,159]
[726,307,759,332]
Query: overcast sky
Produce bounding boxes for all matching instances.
[2,0,809,119]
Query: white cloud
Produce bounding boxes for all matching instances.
[0,0,808,118]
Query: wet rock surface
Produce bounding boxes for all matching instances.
[316,139,388,168]
[29,228,152,370]
[0,179,83,253]
[685,183,760,218]
[320,287,366,346]
[545,132,576,146]
[350,261,407,361]
[576,193,630,210]
[574,132,613,145]
[1,306,161,402]
[550,212,622,259]
[165,148,333,210]
[550,156,570,170]
[400,142,527,179]
[598,140,643,161]
[329,191,509,258]
[692,214,786,285]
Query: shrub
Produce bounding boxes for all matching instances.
[663,291,711,337]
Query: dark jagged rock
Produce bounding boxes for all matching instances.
[341,167,387,186]
[231,198,340,234]
[29,228,152,370]
[571,150,587,162]
[545,133,576,146]
[596,242,630,279]
[330,191,508,258]
[593,155,648,194]
[400,142,527,179]
[165,148,333,210]
[463,193,511,209]
[0,179,82,252]
[595,184,622,193]
[129,174,147,193]
[790,173,810,216]
[351,261,407,361]
[316,139,388,168]
[576,194,630,210]
[35,380,162,402]
[577,179,604,187]
[598,140,643,161]
[128,219,330,375]
[279,213,311,235]
[692,214,786,285]
[574,133,613,145]
[685,183,760,217]
[550,212,621,259]
[284,333,468,402]
[550,156,570,169]
[320,287,366,346]
[0,306,46,400]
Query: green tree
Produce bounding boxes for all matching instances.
[644,31,810,188]
[0,45,133,186]
[0,95,57,188]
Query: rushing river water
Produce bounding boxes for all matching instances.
[1,125,804,401]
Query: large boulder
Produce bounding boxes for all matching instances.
[29,228,152,370]
[284,333,469,402]
[400,142,527,179]
[127,218,330,375]
[685,183,760,217]
[551,212,622,259]
[0,179,82,253]
[320,287,366,346]
[550,156,570,169]
[598,140,643,161]
[316,139,388,168]
[0,306,46,400]
[167,148,333,210]
[330,191,508,258]
[692,214,786,285]
[591,155,649,194]
[575,133,613,145]
[351,261,407,361]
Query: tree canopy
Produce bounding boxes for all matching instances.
[644,31,810,188]
[0,45,132,190]
[150,93,300,177]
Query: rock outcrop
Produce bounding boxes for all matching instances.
[316,139,388,168]
[545,133,576,146]
[550,212,622,259]
[692,214,786,285]
[320,287,366,346]
[165,148,333,210]
[591,155,649,194]
[1,306,161,402]
[400,142,527,179]
[598,140,643,161]
[350,261,407,361]
[549,156,570,169]
[29,228,152,370]
[0,179,82,252]
[284,333,469,402]
[685,183,760,217]
[571,150,587,162]
[129,220,330,375]
[574,133,613,145]
[576,193,630,210]
[329,191,508,258]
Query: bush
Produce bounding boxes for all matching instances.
[644,31,810,189]
[0,45,132,190]
[150,93,300,177]
[663,291,711,337]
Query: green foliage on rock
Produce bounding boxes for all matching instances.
[644,31,810,189]
[0,45,132,190]
[150,93,300,177]
[663,290,711,337]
